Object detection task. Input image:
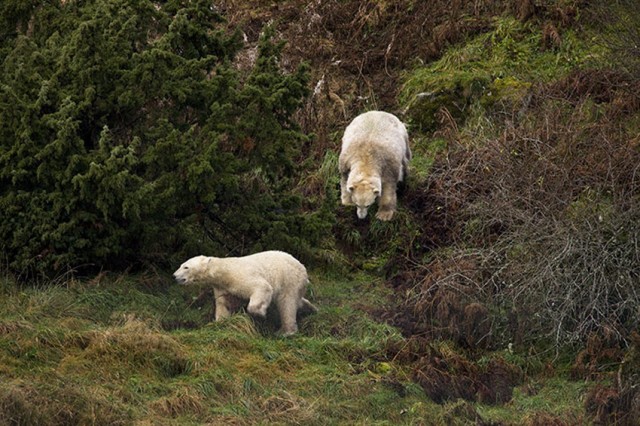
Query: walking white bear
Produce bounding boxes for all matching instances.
[339,110,411,221]
[173,251,316,336]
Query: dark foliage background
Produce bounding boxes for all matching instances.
[0,0,332,278]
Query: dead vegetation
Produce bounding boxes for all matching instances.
[380,56,640,422]
[221,0,520,157]
[0,378,132,425]
[389,65,640,347]
[77,316,192,378]
[582,332,640,425]
[390,337,523,405]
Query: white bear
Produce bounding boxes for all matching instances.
[173,251,317,336]
[339,110,411,221]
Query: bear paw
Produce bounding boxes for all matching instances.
[247,301,268,318]
[278,324,299,337]
[376,209,395,221]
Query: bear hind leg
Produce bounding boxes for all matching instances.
[276,297,300,336]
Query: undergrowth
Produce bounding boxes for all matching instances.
[392,12,640,349]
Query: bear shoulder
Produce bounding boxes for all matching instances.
[341,111,408,158]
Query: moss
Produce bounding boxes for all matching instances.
[480,75,532,109]
[402,17,590,131]
[566,188,615,223]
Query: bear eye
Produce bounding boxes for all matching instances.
[183,266,189,269]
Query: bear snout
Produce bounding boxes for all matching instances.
[356,206,369,219]
[173,272,187,285]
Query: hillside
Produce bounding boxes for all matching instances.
[1,0,639,424]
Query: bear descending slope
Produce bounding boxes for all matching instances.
[339,110,411,221]
[173,251,317,336]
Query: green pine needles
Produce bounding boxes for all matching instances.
[0,0,326,278]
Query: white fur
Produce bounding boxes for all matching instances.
[173,251,317,336]
[339,111,411,220]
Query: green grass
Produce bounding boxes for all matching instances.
[0,269,598,425]
[477,378,589,424]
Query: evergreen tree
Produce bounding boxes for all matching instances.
[0,0,328,278]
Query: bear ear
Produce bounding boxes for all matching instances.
[347,185,354,193]
[373,188,381,196]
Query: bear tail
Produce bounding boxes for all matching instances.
[299,298,318,315]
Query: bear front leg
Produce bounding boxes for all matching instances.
[214,290,232,321]
[247,282,274,318]
[339,159,353,205]
[376,182,397,221]
[340,172,353,205]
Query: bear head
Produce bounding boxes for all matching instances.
[347,177,382,219]
[173,255,211,285]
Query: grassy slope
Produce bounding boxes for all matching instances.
[0,269,590,425]
[3,4,633,425]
